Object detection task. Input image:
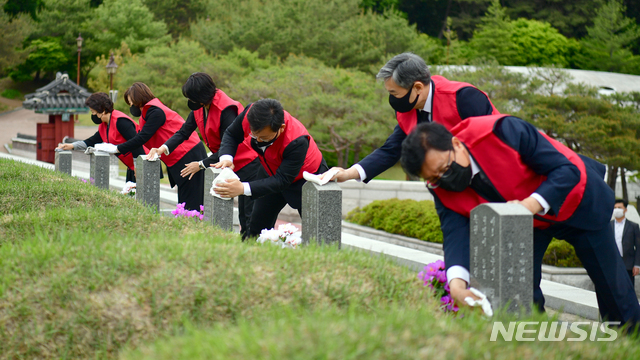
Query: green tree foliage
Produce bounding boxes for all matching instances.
[575,0,640,74]
[2,0,43,20]
[87,0,171,56]
[193,0,428,71]
[9,38,69,81]
[469,1,576,66]
[0,2,31,77]
[141,0,206,38]
[228,56,394,167]
[114,40,212,116]
[360,0,398,13]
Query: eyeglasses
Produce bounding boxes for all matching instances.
[250,130,278,143]
[424,149,454,189]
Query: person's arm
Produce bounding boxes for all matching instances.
[494,116,581,215]
[117,106,166,154]
[81,131,104,148]
[115,117,145,159]
[246,136,309,199]
[218,106,249,162]
[354,125,407,182]
[201,107,238,167]
[163,110,199,154]
[456,87,495,120]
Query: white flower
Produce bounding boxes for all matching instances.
[277,223,299,235]
[121,181,136,195]
[257,228,282,244]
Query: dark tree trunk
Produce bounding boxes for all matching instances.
[438,0,453,39]
[607,165,618,191]
[621,168,628,203]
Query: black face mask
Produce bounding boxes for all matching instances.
[188,100,203,111]
[437,161,472,192]
[130,105,141,117]
[91,114,102,124]
[252,131,279,148]
[389,85,419,113]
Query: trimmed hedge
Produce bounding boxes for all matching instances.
[346,199,583,268]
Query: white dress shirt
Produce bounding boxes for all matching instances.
[614,218,626,257]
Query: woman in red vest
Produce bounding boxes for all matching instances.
[146,73,266,237]
[55,92,145,182]
[213,98,327,237]
[98,82,207,210]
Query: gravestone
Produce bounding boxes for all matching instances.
[54,150,72,175]
[135,157,160,211]
[204,168,233,231]
[90,152,111,189]
[301,181,342,246]
[470,203,533,314]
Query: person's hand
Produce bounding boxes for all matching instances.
[56,143,74,151]
[449,278,481,306]
[181,161,201,180]
[212,159,234,170]
[318,167,360,183]
[633,266,640,277]
[213,179,243,198]
[507,197,543,214]
[147,145,166,160]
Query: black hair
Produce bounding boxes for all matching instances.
[401,122,454,177]
[182,72,217,105]
[85,92,114,114]
[247,99,285,132]
[615,198,628,208]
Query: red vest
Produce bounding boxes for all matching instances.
[433,115,587,229]
[396,75,499,134]
[241,106,323,181]
[140,98,201,167]
[193,90,257,171]
[98,109,146,170]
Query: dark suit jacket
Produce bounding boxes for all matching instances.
[611,219,640,270]
[432,116,615,273]
[357,84,494,182]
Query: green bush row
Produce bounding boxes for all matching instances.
[346,198,583,268]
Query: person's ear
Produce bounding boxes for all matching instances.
[279,123,286,133]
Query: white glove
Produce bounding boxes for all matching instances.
[464,287,494,317]
[94,143,119,154]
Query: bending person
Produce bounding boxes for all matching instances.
[400,115,640,329]
[212,99,328,237]
[55,92,145,182]
[147,73,266,237]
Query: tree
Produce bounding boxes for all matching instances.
[9,38,69,81]
[0,1,31,77]
[2,0,43,20]
[87,0,171,56]
[141,0,206,38]
[576,0,640,74]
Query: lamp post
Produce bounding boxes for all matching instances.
[76,33,83,85]
[106,52,119,104]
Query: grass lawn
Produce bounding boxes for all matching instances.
[1,158,639,359]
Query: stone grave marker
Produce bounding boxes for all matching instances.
[90,152,111,189]
[54,150,72,175]
[135,156,160,211]
[470,203,533,314]
[301,181,342,246]
[204,168,233,231]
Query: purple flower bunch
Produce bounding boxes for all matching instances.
[171,202,205,220]
[76,177,95,185]
[418,260,459,312]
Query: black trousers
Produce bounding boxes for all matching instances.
[235,158,268,238]
[248,161,328,238]
[533,223,640,328]
[166,142,207,210]
[628,270,636,291]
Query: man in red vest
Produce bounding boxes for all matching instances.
[213,99,328,237]
[319,52,498,183]
[401,115,640,329]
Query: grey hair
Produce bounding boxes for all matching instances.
[376,52,431,89]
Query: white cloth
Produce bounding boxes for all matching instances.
[464,287,494,317]
[303,169,339,186]
[615,218,626,257]
[84,147,97,155]
[94,143,119,154]
[145,152,160,161]
[209,167,240,200]
[219,154,234,164]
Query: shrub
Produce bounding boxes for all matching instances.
[346,198,443,243]
[1,89,21,99]
[347,198,584,267]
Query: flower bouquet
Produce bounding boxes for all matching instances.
[418,260,459,312]
[120,181,136,197]
[256,223,302,249]
[171,202,204,220]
